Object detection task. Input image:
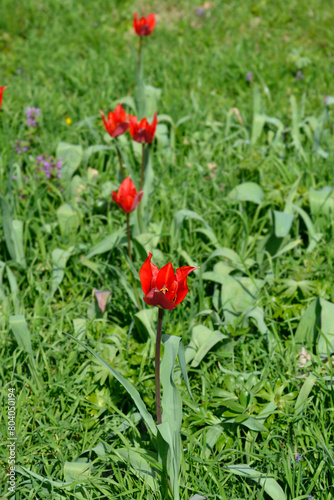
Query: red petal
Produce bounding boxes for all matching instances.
[112,121,129,138]
[174,266,198,306]
[128,114,139,139]
[118,176,137,198]
[155,262,176,291]
[130,190,144,212]
[139,252,155,295]
[144,289,176,310]
[146,13,155,32]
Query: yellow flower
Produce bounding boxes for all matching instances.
[65,117,72,125]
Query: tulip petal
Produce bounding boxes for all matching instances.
[94,289,111,314]
[130,190,144,212]
[156,262,176,291]
[144,288,176,310]
[139,252,156,295]
[174,266,198,306]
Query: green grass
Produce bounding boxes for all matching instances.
[1,0,334,498]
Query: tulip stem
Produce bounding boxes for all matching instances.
[138,143,145,233]
[126,213,132,262]
[115,139,125,180]
[155,308,163,425]
[138,36,143,72]
[140,143,145,191]
[126,213,142,310]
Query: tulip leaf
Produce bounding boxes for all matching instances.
[159,334,183,500]
[64,333,157,437]
[318,297,334,355]
[56,142,83,182]
[309,186,334,217]
[273,210,294,238]
[116,447,159,490]
[0,196,26,267]
[57,203,80,239]
[63,460,91,482]
[225,464,286,500]
[185,325,227,367]
[51,248,72,295]
[83,145,113,167]
[86,228,125,258]
[227,182,265,205]
[221,276,264,327]
[9,315,33,355]
[294,374,317,416]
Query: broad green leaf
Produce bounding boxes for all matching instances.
[11,220,26,267]
[227,182,264,205]
[9,315,32,355]
[116,447,159,490]
[309,186,334,217]
[243,306,268,334]
[226,464,286,500]
[177,340,193,399]
[295,374,317,416]
[174,209,208,230]
[159,334,183,500]
[293,205,323,253]
[273,211,294,238]
[51,248,72,295]
[86,228,125,258]
[318,298,334,355]
[64,333,157,436]
[56,142,83,182]
[221,276,264,326]
[295,298,321,347]
[185,325,227,367]
[83,145,113,167]
[145,85,161,119]
[63,461,91,482]
[205,425,224,458]
[0,197,26,267]
[57,204,80,238]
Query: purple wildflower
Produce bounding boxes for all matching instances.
[246,71,253,82]
[36,154,63,180]
[195,7,206,17]
[17,69,22,74]
[295,453,302,463]
[26,107,41,127]
[15,140,30,154]
[295,70,305,80]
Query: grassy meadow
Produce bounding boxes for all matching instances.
[1,0,334,498]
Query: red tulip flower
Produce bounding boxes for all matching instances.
[139,253,198,310]
[128,112,157,143]
[133,13,155,36]
[100,104,129,138]
[0,86,7,111]
[112,176,144,214]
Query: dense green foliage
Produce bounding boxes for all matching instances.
[1,0,334,498]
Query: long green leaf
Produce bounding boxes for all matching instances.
[63,333,157,436]
[9,315,32,355]
[159,334,183,500]
[226,464,286,500]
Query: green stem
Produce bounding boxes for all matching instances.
[155,308,164,425]
[115,139,125,180]
[126,213,142,310]
[140,143,145,191]
[138,36,143,73]
[138,143,145,233]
